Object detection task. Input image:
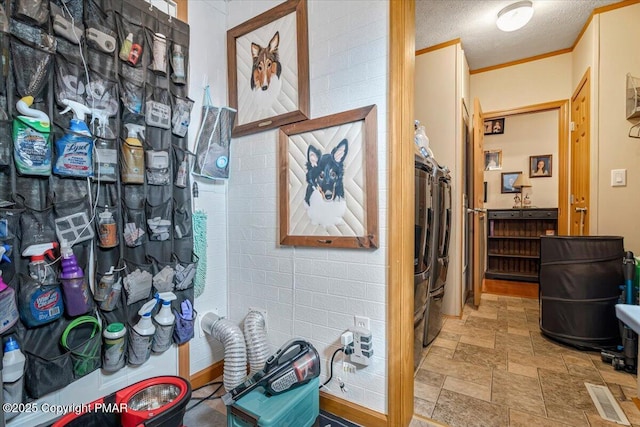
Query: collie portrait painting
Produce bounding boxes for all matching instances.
[279,105,378,249]
[227,0,309,137]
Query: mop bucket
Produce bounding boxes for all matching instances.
[51,375,191,427]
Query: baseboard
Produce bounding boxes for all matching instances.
[320,392,387,427]
[189,360,225,389]
[483,278,539,299]
[413,413,448,426]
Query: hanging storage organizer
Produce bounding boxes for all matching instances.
[0,0,195,401]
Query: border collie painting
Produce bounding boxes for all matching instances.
[304,139,349,227]
[251,31,282,92]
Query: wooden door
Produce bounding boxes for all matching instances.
[570,71,590,235]
[472,98,485,306]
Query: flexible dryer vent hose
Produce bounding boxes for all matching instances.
[201,313,247,391]
[244,311,270,374]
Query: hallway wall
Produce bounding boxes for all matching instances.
[226,0,389,413]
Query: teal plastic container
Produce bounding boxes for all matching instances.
[227,377,319,427]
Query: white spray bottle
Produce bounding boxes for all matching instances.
[152,292,177,354]
[128,298,157,365]
[414,120,434,159]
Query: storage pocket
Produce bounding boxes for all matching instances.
[14,0,49,27]
[10,36,54,100]
[0,120,10,168]
[122,259,153,305]
[173,252,198,291]
[20,206,56,249]
[169,42,188,85]
[97,204,119,248]
[145,150,170,185]
[171,95,193,137]
[123,206,146,248]
[120,77,145,114]
[121,137,145,184]
[62,316,102,379]
[127,326,151,366]
[145,85,171,129]
[172,289,195,345]
[116,13,145,67]
[86,69,119,119]
[22,319,75,399]
[94,137,119,182]
[84,0,116,55]
[54,197,94,245]
[173,202,192,240]
[51,1,84,45]
[149,256,175,293]
[146,200,172,242]
[55,56,86,106]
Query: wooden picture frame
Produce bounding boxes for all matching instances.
[484,149,502,171]
[279,105,378,248]
[530,154,552,177]
[484,117,505,135]
[501,171,522,193]
[227,0,309,137]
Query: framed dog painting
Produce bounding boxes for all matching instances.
[278,105,378,249]
[227,0,310,137]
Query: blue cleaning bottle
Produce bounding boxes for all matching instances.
[54,99,94,178]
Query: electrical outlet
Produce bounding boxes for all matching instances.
[248,307,268,329]
[354,315,370,330]
[350,327,373,366]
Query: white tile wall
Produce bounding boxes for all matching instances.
[186,0,230,374]
[226,0,389,414]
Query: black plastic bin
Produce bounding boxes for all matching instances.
[539,236,624,349]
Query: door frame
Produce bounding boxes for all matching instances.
[388,1,415,426]
[483,101,570,235]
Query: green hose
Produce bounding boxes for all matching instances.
[61,316,101,377]
[193,210,207,298]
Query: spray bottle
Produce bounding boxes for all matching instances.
[59,241,94,316]
[2,337,25,420]
[19,243,63,327]
[122,124,145,184]
[0,273,18,334]
[13,96,52,176]
[414,120,434,159]
[152,292,176,353]
[128,298,157,365]
[54,99,94,178]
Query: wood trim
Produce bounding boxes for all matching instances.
[482,279,539,299]
[320,393,387,427]
[470,48,571,75]
[389,1,415,426]
[633,397,640,411]
[413,413,449,427]
[175,0,188,22]
[573,0,640,50]
[572,67,590,101]
[484,100,570,239]
[416,38,461,56]
[484,100,569,119]
[189,360,225,389]
[178,343,190,379]
[557,100,570,235]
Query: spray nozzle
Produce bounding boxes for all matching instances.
[21,242,58,261]
[155,292,177,306]
[124,123,145,140]
[0,243,11,263]
[61,99,92,122]
[138,299,158,318]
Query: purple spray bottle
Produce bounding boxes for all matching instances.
[59,241,94,316]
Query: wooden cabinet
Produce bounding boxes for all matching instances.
[486,208,558,282]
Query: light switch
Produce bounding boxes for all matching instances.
[611,169,627,187]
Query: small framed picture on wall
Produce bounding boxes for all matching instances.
[484,149,502,171]
[529,154,552,177]
[484,118,505,135]
[501,172,521,193]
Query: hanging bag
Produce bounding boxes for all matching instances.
[192,86,236,180]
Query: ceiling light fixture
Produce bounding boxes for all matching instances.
[496,0,534,32]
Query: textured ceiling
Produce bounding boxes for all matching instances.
[415,0,620,71]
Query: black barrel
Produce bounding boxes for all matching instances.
[539,236,624,349]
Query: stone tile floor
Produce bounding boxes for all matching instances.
[412,293,640,427]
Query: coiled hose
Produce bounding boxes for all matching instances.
[244,311,270,374]
[201,313,247,391]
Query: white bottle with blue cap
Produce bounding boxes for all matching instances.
[3,337,25,419]
[128,298,157,365]
[152,292,176,354]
